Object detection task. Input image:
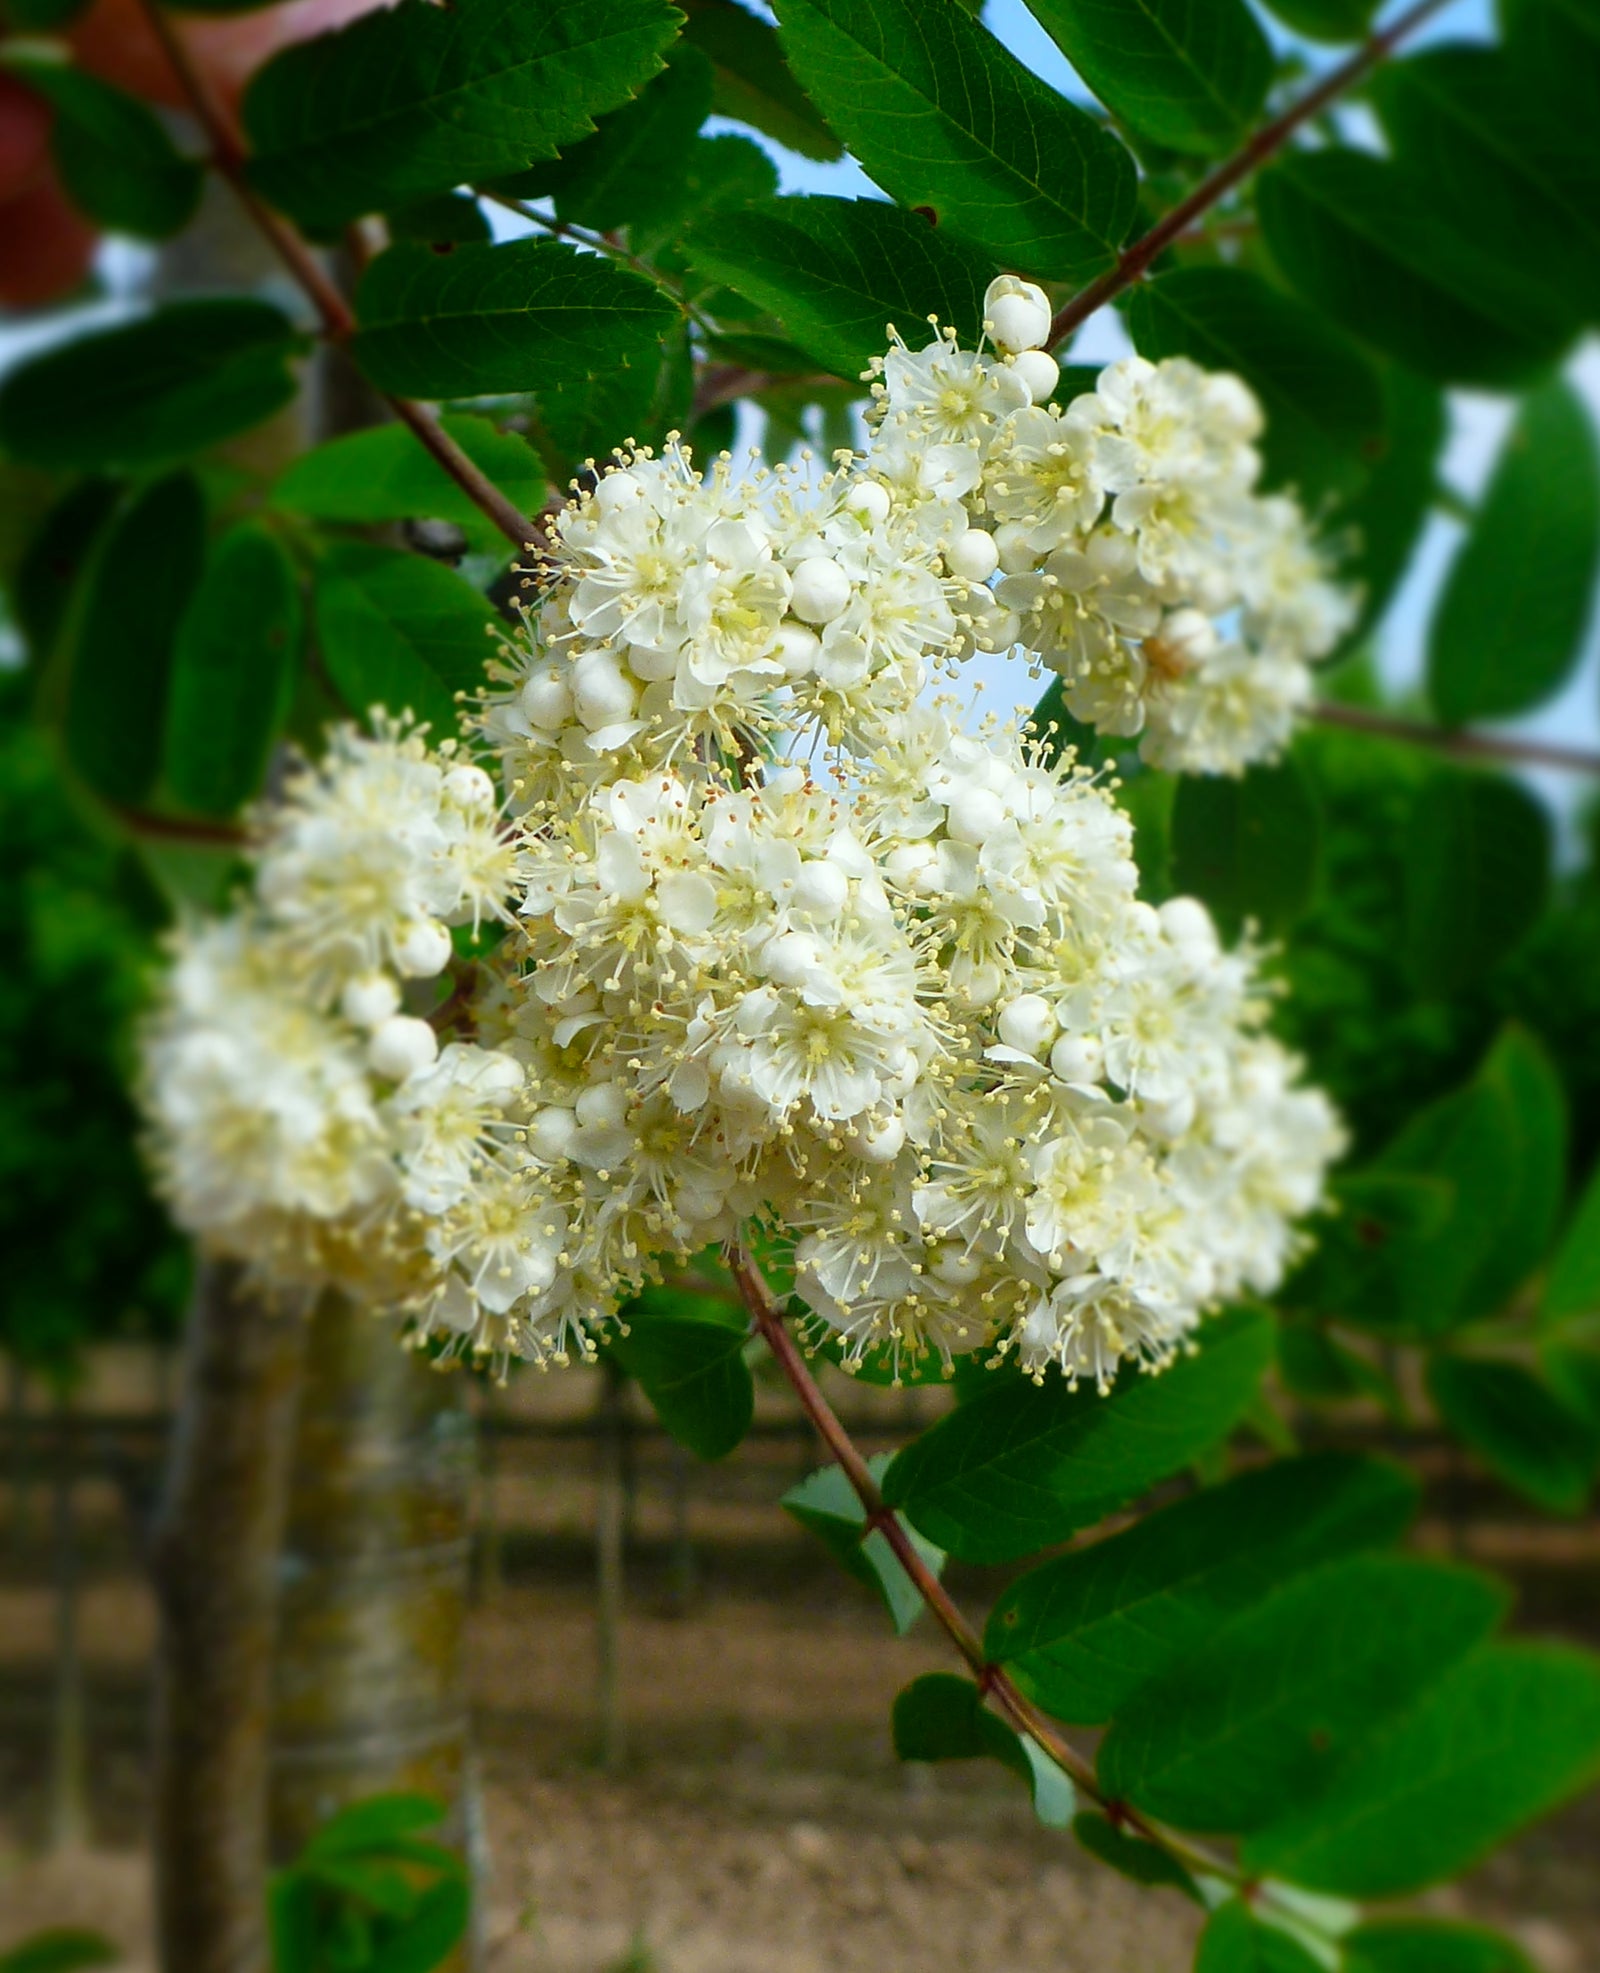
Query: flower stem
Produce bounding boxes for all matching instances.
[727,1242,1240,1894]
[1313,701,1600,774]
[132,0,541,552]
[1048,0,1457,349]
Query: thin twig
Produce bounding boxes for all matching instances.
[1048,0,1457,348]
[1313,701,1600,774]
[114,806,246,846]
[132,0,541,552]
[727,1243,1240,1892]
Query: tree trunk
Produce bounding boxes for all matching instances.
[150,1262,308,1973]
[268,1294,478,1900]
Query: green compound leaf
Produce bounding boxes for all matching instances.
[272,414,545,555]
[62,472,206,809]
[1097,1555,1505,1834]
[1023,0,1270,157]
[1426,1356,1597,1517]
[348,238,678,402]
[386,194,493,247]
[609,1287,754,1462]
[1427,380,1600,725]
[242,0,681,231]
[772,0,1137,282]
[1402,774,1551,1000]
[300,1793,453,1861]
[1542,1155,1600,1335]
[1370,44,1600,331]
[312,542,499,738]
[882,1304,1273,1565]
[1257,149,1574,389]
[1335,366,1446,650]
[164,524,302,818]
[985,1452,1418,1723]
[0,299,301,473]
[1169,755,1321,941]
[686,196,997,383]
[1125,266,1384,501]
[1071,1812,1201,1901]
[1242,1642,1600,1897]
[502,46,715,234]
[679,0,842,161]
[783,1455,947,1634]
[0,1933,119,1973]
[1195,1901,1324,1973]
[1,52,202,240]
[1343,1919,1536,1973]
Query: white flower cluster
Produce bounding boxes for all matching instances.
[140,284,1346,1388]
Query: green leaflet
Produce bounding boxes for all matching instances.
[1023,0,1271,156]
[1426,1357,1597,1517]
[242,0,681,230]
[1168,757,1322,940]
[1257,149,1574,389]
[1427,380,1600,724]
[1,53,202,239]
[1070,1813,1200,1901]
[0,300,301,473]
[773,0,1137,281]
[1242,1642,1600,1897]
[164,524,302,818]
[1402,775,1552,999]
[1194,1901,1325,1973]
[61,473,206,809]
[493,46,715,234]
[686,196,997,382]
[348,239,678,402]
[1125,266,1384,501]
[609,1285,754,1462]
[312,542,500,738]
[1254,0,1375,39]
[985,1452,1418,1723]
[679,0,842,161]
[1371,43,1600,330]
[271,415,545,555]
[890,1673,1076,1826]
[881,1304,1273,1564]
[1334,366,1446,651]
[1542,1155,1600,1334]
[1343,1919,1536,1973]
[783,1456,947,1635]
[1097,1554,1506,1833]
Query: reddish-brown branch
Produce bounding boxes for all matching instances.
[728,1243,1237,1887]
[1048,0,1456,348]
[1313,701,1600,774]
[131,0,541,553]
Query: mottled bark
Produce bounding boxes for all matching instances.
[150,1262,308,1973]
[268,1295,478,1911]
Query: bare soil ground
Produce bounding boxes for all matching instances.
[0,1353,1597,1973]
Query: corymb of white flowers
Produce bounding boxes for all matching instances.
[140,279,1348,1390]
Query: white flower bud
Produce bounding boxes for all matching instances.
[984,275,1053,353]
[572,650,637,731]
[1143,1088,1197,1139]
[854,1115,906,1164]
[793,859,850,918]
[884,842,939,890]
[1050,1033,1104,1085]
[394,919,453,979]
[368,1014,438,1082]
[929,1245,981,1287]
[626,643,679,682]
[774,622,821,678]
[528,1104,578,1161]
[946,786,1007,845]
[576,1080,627,1130]
[789,556,852,625]
[960,961,1005,1007]
[765,930,820,987]
[997,994,1056,1057]
[844,479,892,525]
[520,668,572,733]
[340,972,400,1029]
[993,521,1039,574]
[1010,348,1059,404]
[443,763,495,808]
[1158,896,1220,963]
[946,529,1000,584]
